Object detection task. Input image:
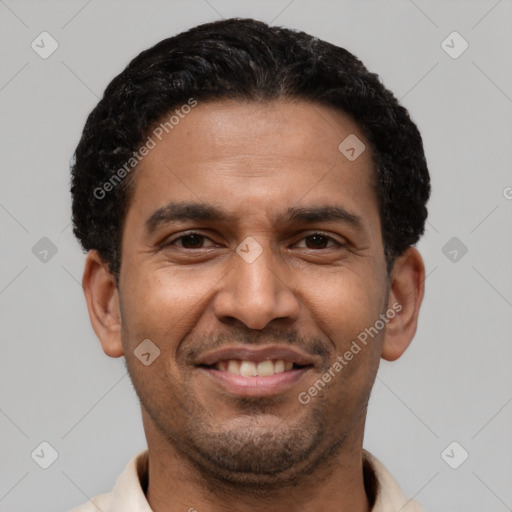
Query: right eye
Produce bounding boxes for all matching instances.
[163,232,218,249]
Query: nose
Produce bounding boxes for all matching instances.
[212,241,300,330]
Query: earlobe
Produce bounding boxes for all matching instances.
[381,247,425,362]
[82,250,124,358]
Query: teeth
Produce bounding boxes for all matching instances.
[240,361,258,377]
[215,359,296,376]
[257,360,275,376]
[274,360,285,373]
[227,360,239,375]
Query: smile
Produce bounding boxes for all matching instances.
[196,345,316,397]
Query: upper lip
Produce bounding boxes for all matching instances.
[197,345,316,366]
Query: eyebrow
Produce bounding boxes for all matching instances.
[145,201,363,234]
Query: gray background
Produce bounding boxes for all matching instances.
[1,0,511,510]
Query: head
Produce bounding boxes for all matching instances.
[72,18,429,488]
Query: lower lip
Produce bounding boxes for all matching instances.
[198,367,311,397]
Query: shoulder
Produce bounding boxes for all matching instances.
[363,450,426,511]
[65,450,149,512]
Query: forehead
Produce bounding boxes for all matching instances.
[123,99,379,234]
[146,99,373,170]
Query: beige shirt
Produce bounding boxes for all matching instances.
[68,450,425,512]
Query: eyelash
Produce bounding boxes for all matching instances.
[163,231,345,250]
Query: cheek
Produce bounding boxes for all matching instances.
[304,266,386,347]
[306,274,385,414]
[119,263,223,350]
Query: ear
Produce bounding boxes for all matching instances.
[82,250,124,358]
[381,247,425,361]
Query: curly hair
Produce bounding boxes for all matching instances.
[71,17,430,283]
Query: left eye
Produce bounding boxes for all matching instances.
[294,233,340,249]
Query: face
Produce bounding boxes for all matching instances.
[109,99,394,486]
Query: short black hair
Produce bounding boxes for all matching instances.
[71,17,430,282]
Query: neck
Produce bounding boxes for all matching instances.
[142,410,374,512]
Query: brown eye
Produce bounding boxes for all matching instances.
[178,234,205,248]
[164,232,217,249]
[295,233,340,249]
[305,234,329,249]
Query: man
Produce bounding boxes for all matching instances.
[69,17,430,512]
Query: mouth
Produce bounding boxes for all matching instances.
[196,346,315,397]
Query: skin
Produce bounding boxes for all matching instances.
[82,99,425,512]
